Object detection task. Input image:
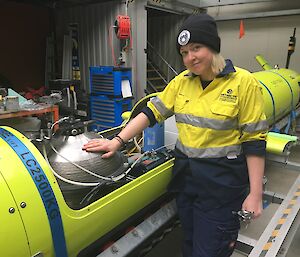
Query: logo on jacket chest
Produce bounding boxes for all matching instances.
[219,89,237,103]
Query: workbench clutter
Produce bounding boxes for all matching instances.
[4,96,20,111]
[0,87,56,114]
[0,87,60,140]
[0,88,7,112]
[0,96,4,112]
[0,88,28,113]
[0,95,20,114]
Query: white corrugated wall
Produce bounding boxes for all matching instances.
[55,1,124,93]
[147,14,186,79]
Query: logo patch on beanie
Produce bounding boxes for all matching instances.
[178,30,190,46]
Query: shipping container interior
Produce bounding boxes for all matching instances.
[1,1,300,257]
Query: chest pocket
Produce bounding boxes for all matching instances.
[211,102,239,118]
[175,94,191,112]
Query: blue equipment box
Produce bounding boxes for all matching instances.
[143,123,165,152]
[90,95,132,132]
[90,66,132,96]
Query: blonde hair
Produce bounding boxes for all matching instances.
[211,53,226,76]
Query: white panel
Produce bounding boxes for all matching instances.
[216,15,300,72]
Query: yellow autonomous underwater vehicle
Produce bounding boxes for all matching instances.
[0,95,175,257]
[0,56,300,257]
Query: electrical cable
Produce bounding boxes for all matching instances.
[50,116,70,134]
[110,151,149,181]
[132,135,142,153]
[35,117,71,142]
[108,25,117,66]
[49,143,115,181]
[42,144,100,187]
[153,142,176,152]
[125,0,129,16]
[47,139,151,183]
[111,142,176,181]
[42,118,176,187]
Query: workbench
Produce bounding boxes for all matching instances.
[0,105,59,123]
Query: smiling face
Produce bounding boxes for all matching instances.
[180,43,215,80]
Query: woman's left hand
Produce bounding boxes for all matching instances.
[82,138,121,158]
[242,193,263,219]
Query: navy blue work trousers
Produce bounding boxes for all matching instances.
[176,192,241,257]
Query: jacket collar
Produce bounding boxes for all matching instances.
[217,59,236,77]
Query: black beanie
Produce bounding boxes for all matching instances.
[177,14,220,53]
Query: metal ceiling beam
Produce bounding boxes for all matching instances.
[146,5,185,15]
[148,0,277,14]
[147,1,204,15]
[198,0,273,8]
[5,0,118,8]
[56,0,117,8]
[8,0,55,8]
[172,0,273,8]
[213,9,300,21]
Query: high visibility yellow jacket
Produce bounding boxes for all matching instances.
[142,60,268,210]
[147,61,268,159]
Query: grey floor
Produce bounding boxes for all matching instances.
[145,144,300,257]
[145,223,300,257]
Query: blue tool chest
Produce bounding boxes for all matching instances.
[89,66,133,132]
[90,95,132,131]
[89,66,132,96]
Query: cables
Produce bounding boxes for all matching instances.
[42,128,175,188]
[49,143,116,182]
[110,151,149,181]
[108,25,117,66]
[42,141,153,185]
[42,144,99,187]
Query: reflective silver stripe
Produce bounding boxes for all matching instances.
[175,113,238,130]
[151,97,173,119]
[240,120,268,133]
[176,140,242,158]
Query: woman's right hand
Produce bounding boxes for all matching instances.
[82,138,121,158]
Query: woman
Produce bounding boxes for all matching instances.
[83,14,268,257]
